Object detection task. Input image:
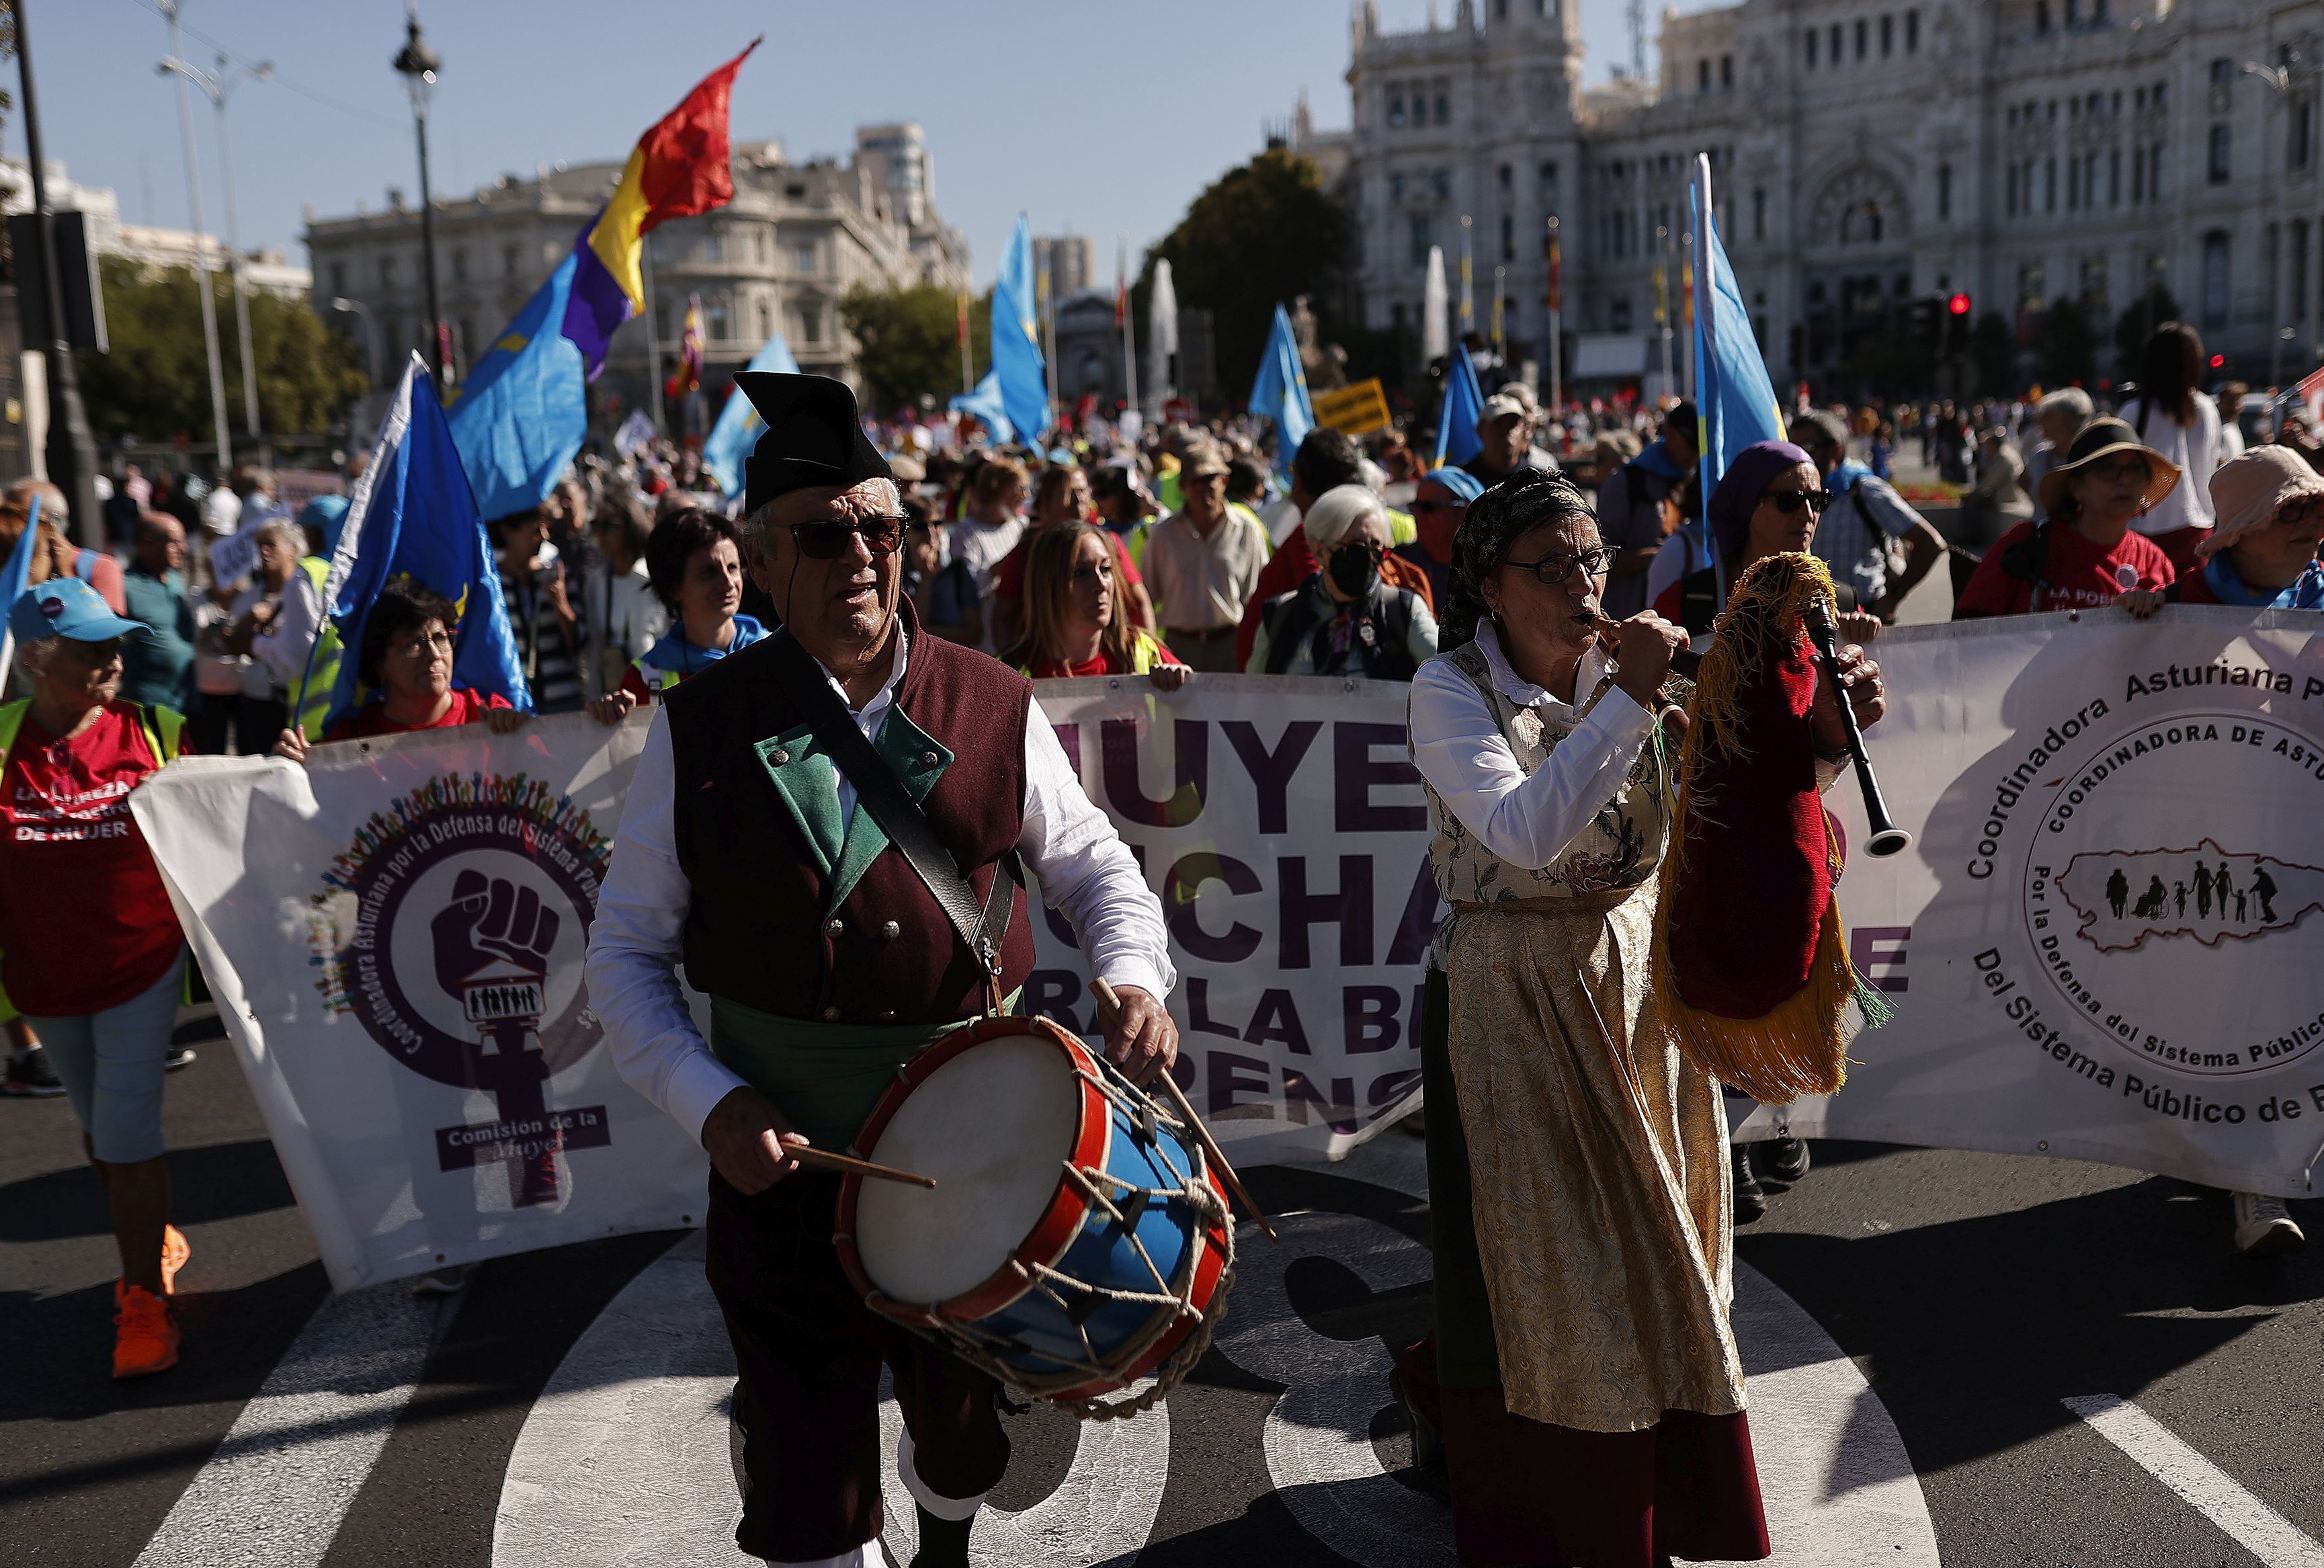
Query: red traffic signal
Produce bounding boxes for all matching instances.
[1947,292,1972,316]
[2209,354,2226,369]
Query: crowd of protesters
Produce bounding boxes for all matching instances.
[5,309,2317,1380]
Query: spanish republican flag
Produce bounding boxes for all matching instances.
[563,39,761,374]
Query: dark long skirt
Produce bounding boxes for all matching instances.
[1405,968,1771,1568]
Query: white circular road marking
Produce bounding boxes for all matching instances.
[491,1138,1939,1567]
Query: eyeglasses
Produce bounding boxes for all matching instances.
[1760,489,1835,515]
[2083,457,2149,484]
[388,630,455,660]
[788,515,907,559]
[1503,546,1611,583]
[1411,499,1463,515]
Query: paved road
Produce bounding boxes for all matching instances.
[7,1008,2321,1567]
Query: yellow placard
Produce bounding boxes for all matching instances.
[1309,378,1393,436]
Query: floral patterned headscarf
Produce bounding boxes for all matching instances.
[1441,468,1595,648]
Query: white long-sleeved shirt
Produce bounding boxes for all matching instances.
[1407,623,1655,871]
[585,625,1175,1143]
[248,569,325,696]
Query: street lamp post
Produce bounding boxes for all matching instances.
[11,0,102,545]
[329,296,375,380]
[393,5,448,386]
[158,51,274,461]
[2243,50,2315,392]
[155,0,233,474]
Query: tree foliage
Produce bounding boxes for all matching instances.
[75,258,368,442]
[2114,282,2185,378]
[838,283,991,415]
[2034,294,2098,389]
[1970,312,2018,397]
[1136,149,1358,405]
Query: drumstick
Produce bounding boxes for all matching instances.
[785,1143,937,1189]
[1087,977,1278,1243]
[1576,611,1703,678]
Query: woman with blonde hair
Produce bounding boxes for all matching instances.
[993,464,1155,649]
[1003,522,1186,690]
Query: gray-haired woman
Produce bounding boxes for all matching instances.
[223,518,323,755]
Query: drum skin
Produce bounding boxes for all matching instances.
[833,1016,1231,1401]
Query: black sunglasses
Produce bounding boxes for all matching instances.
[1504,546,1611,584]
[788,515,907,559]
[1761,489,1835,515]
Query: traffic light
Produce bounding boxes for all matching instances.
[1909,296,1940,346]
[1948,292,1973,317]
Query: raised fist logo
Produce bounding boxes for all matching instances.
[427,866,565,1206]
[431,868,561,996]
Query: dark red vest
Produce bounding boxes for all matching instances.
[663,622,1034,1024]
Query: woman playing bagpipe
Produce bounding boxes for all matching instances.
[1397,468,1887,1568]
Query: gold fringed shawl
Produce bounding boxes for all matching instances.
[1650,552,1886,1104]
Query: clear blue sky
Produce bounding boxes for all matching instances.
[14,0,1703,290]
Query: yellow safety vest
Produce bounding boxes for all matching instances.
[1018,630,1171,678]
[293,556,344,741]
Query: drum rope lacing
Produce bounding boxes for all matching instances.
[905,1065,1239,1423]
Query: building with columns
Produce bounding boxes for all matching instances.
[304,123,969,424]
[1333,0,2320,395]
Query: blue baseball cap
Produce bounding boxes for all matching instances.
[300,494,352,556]
[9,577,150,647]
[1420,466,1486,505]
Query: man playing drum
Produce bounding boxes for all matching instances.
[585,374,1177,1568]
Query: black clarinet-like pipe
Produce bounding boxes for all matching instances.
[1803,598,1913,857]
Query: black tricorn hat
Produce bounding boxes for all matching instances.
[736,372,893,516]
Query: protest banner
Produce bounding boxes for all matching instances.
[1018,675,1430,1163]
[1311,378,1393,437]
[132,716,707,1290]
[1788,606,2324,1197]
[132,680,1432,1288]
[205,515,267,585]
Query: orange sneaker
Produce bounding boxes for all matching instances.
[112,1286,180,1379]
[160,1225,190,1295]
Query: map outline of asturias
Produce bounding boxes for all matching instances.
[2056,837,2324,953]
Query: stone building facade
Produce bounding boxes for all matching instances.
[303,123,969,422]
[1332,0,2321,393]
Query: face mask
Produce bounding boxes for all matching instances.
[1328,542,1382,597]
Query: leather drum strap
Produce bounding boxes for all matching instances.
[766,629,1017,1005]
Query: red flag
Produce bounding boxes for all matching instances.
[636,38,762,231]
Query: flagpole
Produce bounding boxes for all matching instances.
[1046,260,1064,439]
[641,241,667,434]
[1458,215,1474,335]
[1545,216,1563,421]
[957,290,972,395]
[1118,236,1138,420]
[1692,154,1725,612]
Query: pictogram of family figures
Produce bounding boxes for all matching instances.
[2108,859,2279,927]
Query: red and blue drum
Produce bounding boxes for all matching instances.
[833,1016,1231,1403]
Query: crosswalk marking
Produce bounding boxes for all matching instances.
[132,1284,442,1568]
[2063,1395,2324,1568]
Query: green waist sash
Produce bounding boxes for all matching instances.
[710,991,1018,1153]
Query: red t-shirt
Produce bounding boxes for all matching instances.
[0,702,184,1015]
[325,687,511,742]
[1024,638,1181,678]
[992,528,1145,603]
[2167,568,2223,605]
[1952,520,2173,618]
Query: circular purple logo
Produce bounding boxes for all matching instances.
[311,772,610,1087]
